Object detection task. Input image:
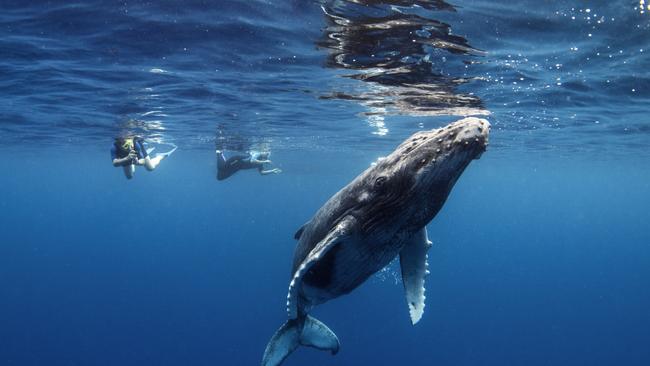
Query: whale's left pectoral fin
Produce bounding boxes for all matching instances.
[286,215,357,319]
[399,227,432,325]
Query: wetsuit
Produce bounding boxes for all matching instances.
[111,137,148,166]
[217,152,263,180]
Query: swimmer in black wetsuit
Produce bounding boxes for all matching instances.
[216,149,282,181]
[111,136,176,179]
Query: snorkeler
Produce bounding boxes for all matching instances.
[111,136,177,179]
[216,149,282,181]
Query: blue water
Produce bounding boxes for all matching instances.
[1,1,649,365]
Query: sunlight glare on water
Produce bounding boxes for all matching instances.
[0,0,647,156]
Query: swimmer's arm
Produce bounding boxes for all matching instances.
[259,168,282,175]
[112,156,132,167]
[111,147,126,166]
[112,151,138,167]
[251,158,272,164]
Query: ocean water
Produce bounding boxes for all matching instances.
[0,1,649,365]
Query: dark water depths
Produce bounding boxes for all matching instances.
[0,1,649,366]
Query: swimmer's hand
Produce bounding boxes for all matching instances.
[271,168,282,174]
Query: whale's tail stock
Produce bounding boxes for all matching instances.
[262,315,339,366]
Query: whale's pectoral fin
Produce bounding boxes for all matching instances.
[286,215,356,319]
[266,217,353,366]
[399,227,432,325]
[262,315,339,366]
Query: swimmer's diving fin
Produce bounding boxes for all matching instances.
[158,144,177,157]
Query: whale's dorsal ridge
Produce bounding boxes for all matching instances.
[294,222,309,240]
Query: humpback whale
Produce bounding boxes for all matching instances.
[262,117,490,366]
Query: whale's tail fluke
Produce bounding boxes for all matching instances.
[262,315,339,366]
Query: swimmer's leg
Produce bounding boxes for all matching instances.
[143,145,176,172]
[216,150,241,180]
[216,150,226,169]
[123,164,135,179]
[144,155,166,171]
[259,167,282,175]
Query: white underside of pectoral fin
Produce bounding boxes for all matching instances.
[399,227,432,325]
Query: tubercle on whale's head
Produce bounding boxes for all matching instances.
[403,116,489,195]
[404,116,489,179]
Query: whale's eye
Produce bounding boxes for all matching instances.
[374,176,387,188]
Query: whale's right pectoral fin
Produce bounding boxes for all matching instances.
[399,227,432,325]
[262,315,339,366]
